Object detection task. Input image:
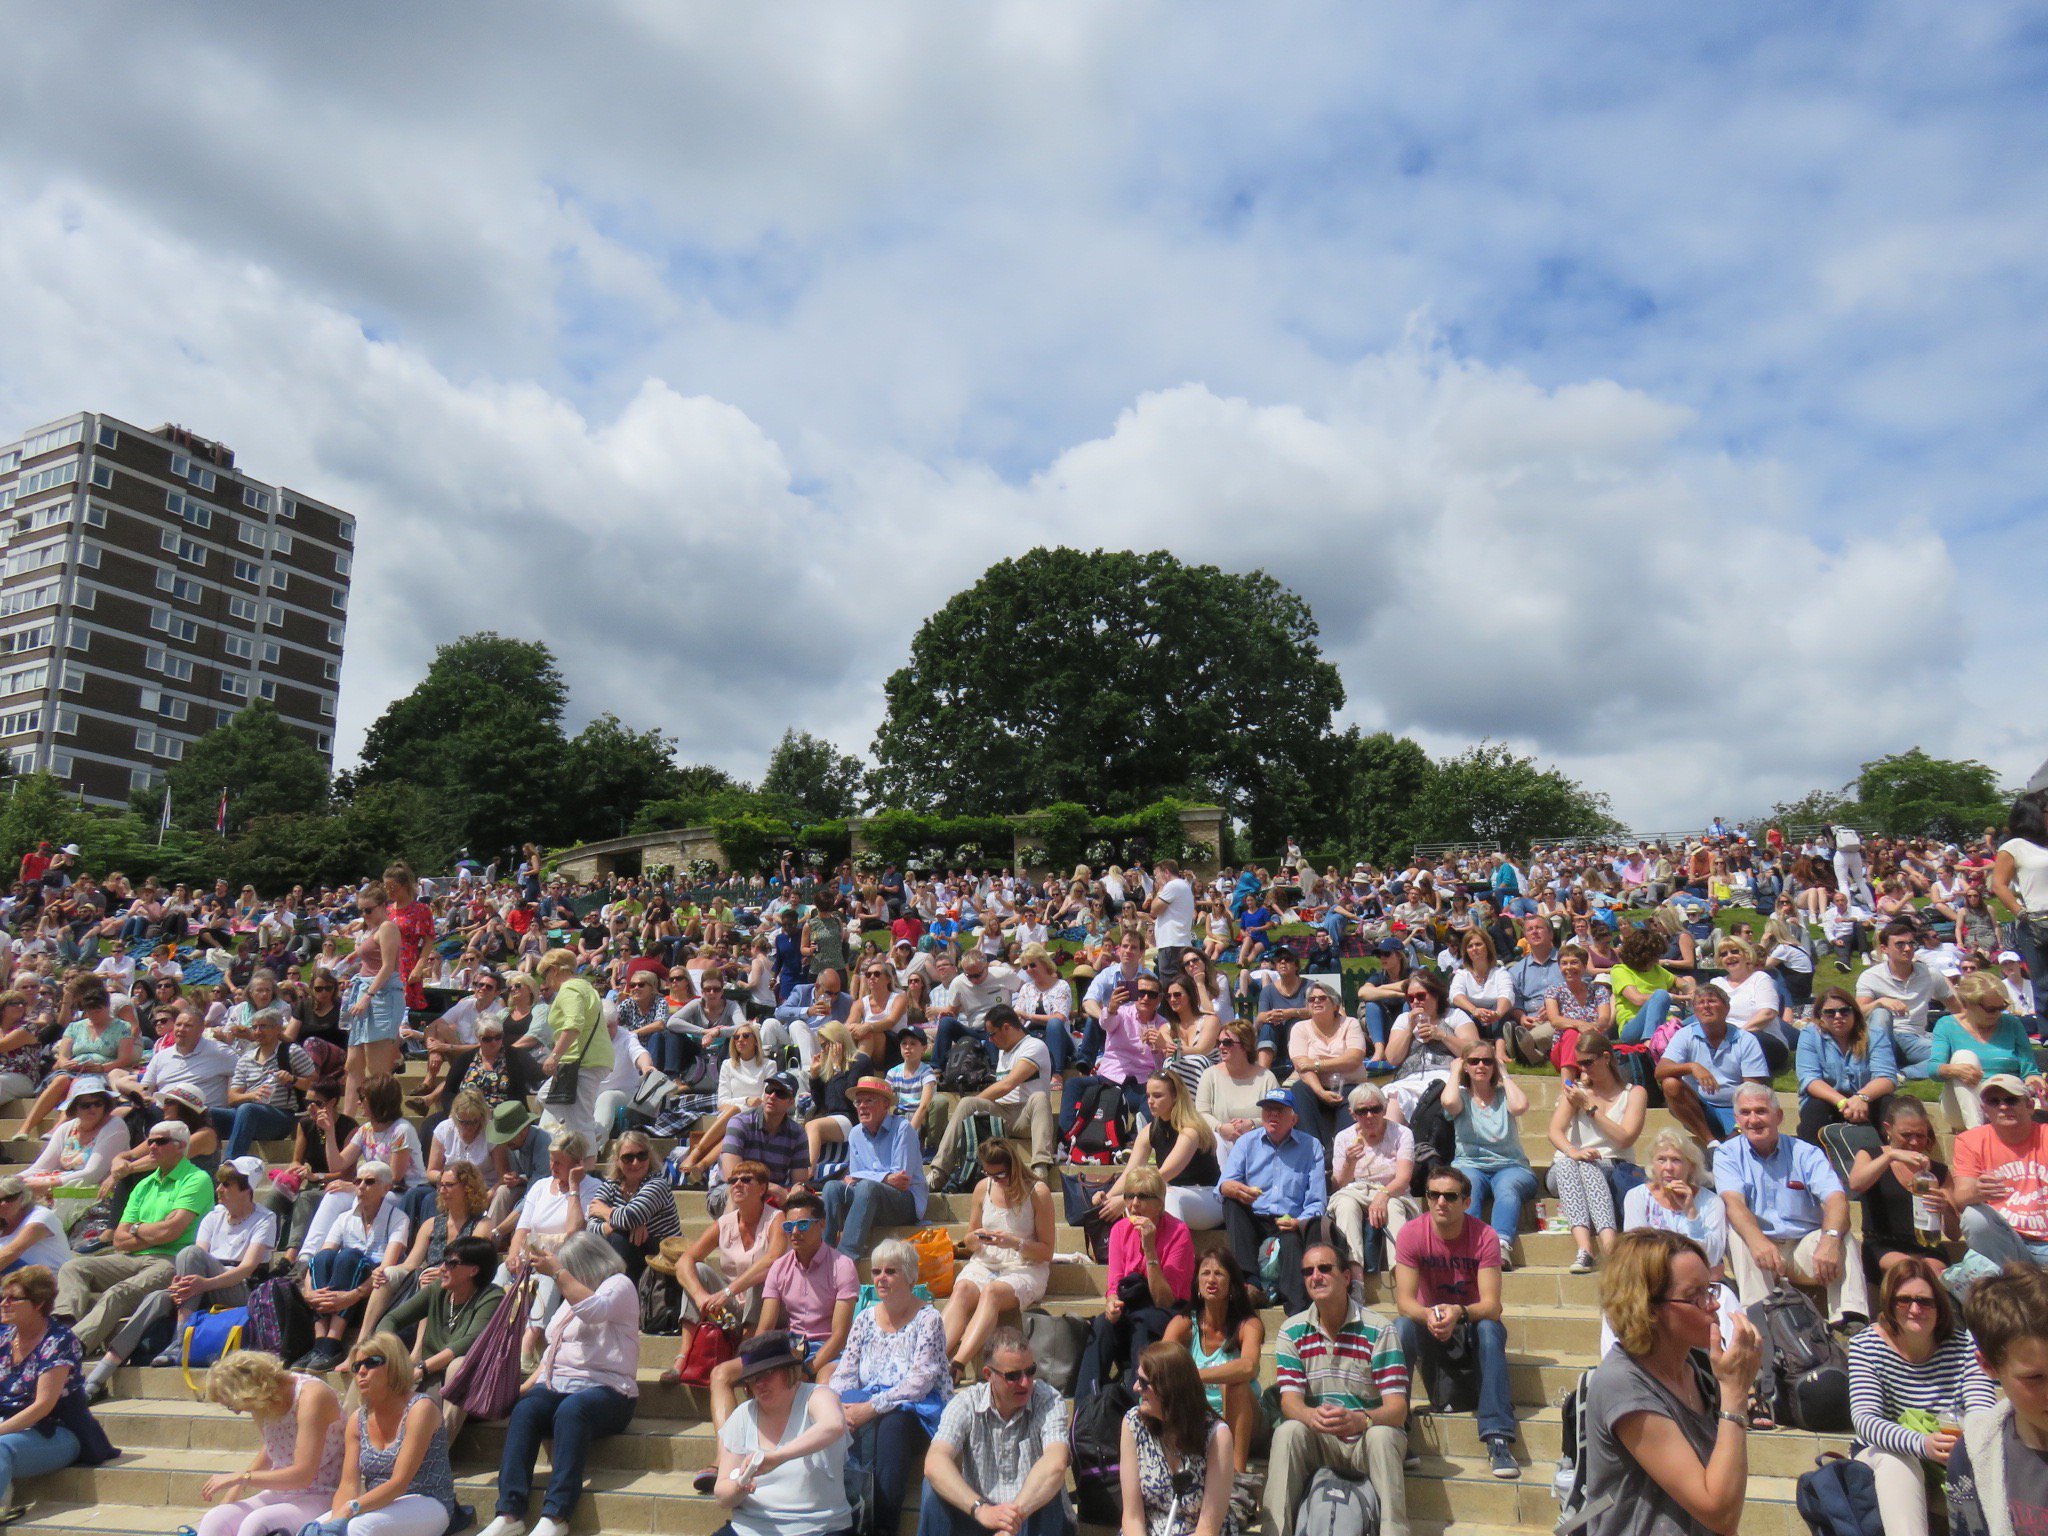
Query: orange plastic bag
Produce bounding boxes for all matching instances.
[910,1225,956,1298]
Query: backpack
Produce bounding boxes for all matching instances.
[1794,1454,1883,1536]
[1061,1078,1135,1166]
[938,1039,998,1096]
[1608,1042,1665,1108]
[1404,1080,1456,1181]
[1295,1466,1380,1536]
[1748,1283,1851,1432]
[637,1266,683,1336]
[1550,1366,1618,1534]
[944,1112,1005,1193]
[1069,1379,1137,1524]
[246,1275,314,1365]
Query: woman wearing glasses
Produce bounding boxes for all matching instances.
[1929,971,2047,1131]
[1120,1340,1240,1536]
[1581,1230,1762,1536]
[1440,1040,1536,1267]
[663,1158,789,1376]
[327,1332,459,1536]
[1794,985,1900,1144]
[198,1348,345,1536]
[1381,971,1477,1126]
[0,1266,113,1523]
[358,1159,491,1343]
[847,962,910,1075]
[943,1138,1056,1369]
[477,1234,639,1536]
[1845,1257,1997,1536]
[829,1238,952,1536]
[587,1130,681,1281]
[1847,1098,1959,1285]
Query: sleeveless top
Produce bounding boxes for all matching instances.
[971,1184,1042,1280]
[1190,1320,1240,1414]
[356,1394,457,1513]
[720,1383,851,1536]
[1563,1086,1639,1164]
[262,1373,345,1496]
[1151,1123,1221,1189]
[1127,1406,1241,1536]
[1453,1091,1528,1171]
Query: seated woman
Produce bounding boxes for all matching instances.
[104,1084,220,1195]
[1580,1231,1762,1536]
[1929,971,2046,1132]
[1711,938,1793,1074]
[1545,1032,1647,1276]
[1161,1251,1264,1514]
[360,1159,492,1342]
[479,1234,639,1536]
[1075,1170,1196,1399]
[198,1348,346,1536]
[661,1160,789,1381]
[1848,1097,1958,1285]
[21,1077,129,1199]
[510,1132,603,1363]
[86,1159,275,1392]
[0,1176,69,1279]
[391,1235,504,1429]
[0,1265,115,1522]
[1092,1074,1224,1231]
[830,1238,952,1536]
[586,1130,682,1281]
[709,1330,850,1536]
[1795,986,1898,1144]
[1194,1024,1278,1164]
[941,1138,1055,1369]
[1608,926,1677,1046]
[1542,943,1612,1080]
[326,1332,459,1536]
[1440,1039,1536,1267]
[1120,1340,1241,1536]
[297,1160,411,1372]
[16,980,136,1141]
[1381,971,1478,1126]
[1284,983,1367,1149]
[674,1024,772,1181]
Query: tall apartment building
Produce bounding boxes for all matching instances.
[0,411,351,806]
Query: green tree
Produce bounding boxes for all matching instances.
[1854,748,2009,841]
[1324,730,1435,865]
[356,632,569,854]
[0,773,80,872]
[232,783,462,891]
[129,702,329,837]
[760,729,867,822]
[1770,784,1856,829]
[560,714,686,844]
[1408,741,1622,854]
[872,548,1344,830]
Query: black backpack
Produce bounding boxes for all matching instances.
[1069,1379,1137,1524]
[1748,1283,1851,1431]
[637,1266,683,1336]
[1061,1078,1136,1166]
[938,1039,999,1096]
[1405,1079,1457,1181]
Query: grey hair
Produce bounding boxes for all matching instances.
[869,1238,921,1281]
[1731,1081,1778,1109]
[357,1160,393,1186]
[0,1176,25,1204]
[555,1230,627,1290]
[1348,1083,1385,1111]
[982,1324,1031,1366]
[551,1131,592,1166]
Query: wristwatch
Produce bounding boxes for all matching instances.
[347,1499,362,1518]
[971,1498,987,1517]
[1823,1227,1847,1240]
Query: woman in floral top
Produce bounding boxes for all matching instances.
[0,1265,113,1519]
[0,992,46,1118]
[829,1239,951,1536]
[1121,1340,1239,1536]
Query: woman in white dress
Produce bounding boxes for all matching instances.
[941,1138,1055,1369]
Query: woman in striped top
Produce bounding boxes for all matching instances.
[1848,1256,1998,1536]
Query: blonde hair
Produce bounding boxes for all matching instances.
[814,1022,855,1081]
[1959,971,2010,1016]
[349,1331,417,1395]
[207,1348,295,1416]
[1714,935,1758,968]
[538,948,577,977]
[1646,1127,1703,1184]
[1123,1167,1167,1201]
[609,1130,655,1182]
[1601,1229,1709,1357]
[1147,1070,1215,1154]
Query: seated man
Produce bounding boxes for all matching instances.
[1394,1165,1520,1480]
[1952,1072,2048,1267]
[920,1325,1073,1536]
[54,1117,213,1352]
[1216,1092,1326,1316]
[1252,948,1314,1074]
[1854,919,1956,1082]
[769,966,851,1070]
[109,1004,237,1119]
[1654,986,1769,1147]
[1267,1241,1410,1536]
[822,1076,928,1260]
[930,949,1019,1069]
[1716,1082,1869,1325]
[716,1074,813,1206]
[412,969,506,1097]
[929,1007,1058,1189]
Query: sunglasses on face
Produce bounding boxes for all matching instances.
[764,1084,793,1098]
[619,1151,649,1164]
[145,1135,177,1148]
[1353,1104,1384,1116]
[782,1218,817,1235]
[1819,1006,1855,1018]
[1426,1190,1465,1204]
[990,1365,1037,1384]
[353,1356,386,1373]
[1301,1262,1338,1276]
[1895,1294,1938,1312]
[730,1175,763,1186]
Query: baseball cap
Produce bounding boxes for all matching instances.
[1256,1090,1297,1112]
[1981,1074,2032,1100]
[1999,950,2023,964]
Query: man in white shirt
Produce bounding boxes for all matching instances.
[115,1006,237,1111]
[1147,858,1198,986]
[1854,919,1954,1082]
[928,1006,1056,1187]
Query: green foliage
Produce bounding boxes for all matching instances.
[1853,748,2009,842]
[0,773,82,871]
[1016,802,1093,871]
[634,783,800,834]
[230,783,462,891]
[128,702,329,837]
[857,810,1018,868]
[1407,741,1622,854]
[710,814,798,873]
[357,632,569,854]
[1770,784,1856,828]
[870,548,1343,832]
[760,730,867,822]
[560,713,687,845]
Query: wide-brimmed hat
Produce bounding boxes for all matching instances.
[850,1075,895,1103]
[159,1084,207,1114]
[63,1076,113,1111]
[487,1100,535,1145]
[647,1234,693,1278]
[735,1329,808,1384]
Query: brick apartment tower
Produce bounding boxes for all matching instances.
[0,412,351,806]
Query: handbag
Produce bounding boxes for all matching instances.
[908,1225,956,1299]
[442,1275,535,1422]
[676,1314,737,1386]
[628,1066,679,1119]
[180,1306,250,1394]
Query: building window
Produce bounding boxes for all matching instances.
[160,530,207,565]
[328,623,344,646]
[0,707,43,737]
[90,465,113,490]
[223,634,254,661]
[170,454,216,492]
[277,496,296,520]
[21,423,84,458]
[149,608,198,644]
[266,602,284,625]
[53,708,77,735]
[258,679,277,702]
[60,663,82,693]
[268,569,289,591]
[135,726,184,760]
[221,674,249,699]
[8,750,35,776]
[323,660,339,681]
[0,583,60,619]
[154,571,204,603]
[1,625,54,656]
[76,546,99,570]
[335,552,352,576]
[144,647,194,682]
[329,587,346,610]
[338,517,355,543]
[82,503,105,528]
[317,732,332,753]
[16,461,78,497]
[130,767,165,792]
[0,665,47,698]
[241,486,271,512]
[236,521,266,549]
[69,584,94,612]
[319,694,335,717]
[48,752,71,778]
[215,709,236,730]
[272,531,293,555]
[95,425,118,450]
[231,558,260,584]
[228,595,259,623]
[261,641,280,665]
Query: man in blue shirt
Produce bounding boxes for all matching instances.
[822,1076,928,1260]
[1654,986,1769,1146]
[1504,915,1565,1066]
[1714,1082,1869,1324]
[1218,1092,1328,1314]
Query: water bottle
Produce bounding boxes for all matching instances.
[1914,1171,1941,1237]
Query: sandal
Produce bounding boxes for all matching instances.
[692,1466,718,1494]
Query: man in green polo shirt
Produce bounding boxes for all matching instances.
[54,1117,214,1351]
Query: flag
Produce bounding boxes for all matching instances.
[215,786,228,835]
[157,784,171,847]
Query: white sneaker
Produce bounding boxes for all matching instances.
[530,1519,568,1536]
[477,1518,527,1536]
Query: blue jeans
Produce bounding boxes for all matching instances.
[823,1177,917,1260]
[210,1101,295,1161]
[0,1423,80,1504]
[647,1031,695,1077]
[917,1482,1070,1536]
[1962,1206,2048,1268]
[1455,1162,1538,1255]
[1362,1001,1390,1048]
[309,1247,372,1292]
[496,1382,636,1521]
[1397,1314,1516,1443]
[1619,989,1670,1045]
[852,1406,930,1536]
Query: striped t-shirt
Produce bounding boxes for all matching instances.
[1848,1325,1997,1460]
[1275,1302,1408,1412]
[887,1061,935,1118]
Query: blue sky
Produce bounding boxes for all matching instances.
[0,1,2042,824]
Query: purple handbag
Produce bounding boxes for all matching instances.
[442,1276,534,1423]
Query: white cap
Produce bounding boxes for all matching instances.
[60,844,80,856]
[1999,950,2023,964]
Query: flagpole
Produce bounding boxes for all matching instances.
[157,784,171,847]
